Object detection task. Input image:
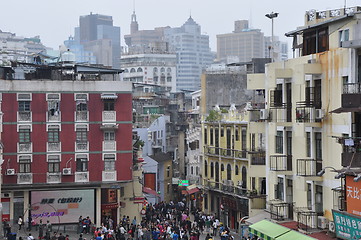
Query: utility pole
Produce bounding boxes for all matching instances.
[265,12,279,62]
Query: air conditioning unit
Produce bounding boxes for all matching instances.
[260,109,268,120]
[328,221,335,233]
[62,168,72,175]
[315,109,325,119]
[318,216,328,229]
[6,169,15,175]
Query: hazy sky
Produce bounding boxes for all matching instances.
[1,0,359,52]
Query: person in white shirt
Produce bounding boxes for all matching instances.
[27,233,35,240]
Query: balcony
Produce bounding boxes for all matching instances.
[75,111,88,122]
[18,143,32,153]
[47,142,61,152]
[338,137,361,167]
[48,112,61,122]
[295,208,318,232]
[75,171,89,182]
[270,155,292,171]
[102,111,116,122]
[47,172,61,183]
[18,112,32,122]
[17,173,32,184]
[204,146,247,160]
[249,151,266,165]
[340,83,361,110]
[267,200,294,221]
[103,141,116,151]
[102,171,117,182]
[332,187,346,211]
[296,158,322,177]
[203,179,261,199]
[75,141,89,152]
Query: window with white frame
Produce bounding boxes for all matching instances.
[76,125,88,142]
[19,125,31,143]
[48,125,60,143]
[48,155,60,173]
[339,29,349,47]
[104,154,115,171]
[76,155,88,172]
[19,155,31,173]
[104,131,115,141]
[275,131,283,154]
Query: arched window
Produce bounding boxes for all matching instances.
[227,164,232,180]
[242,166,247,188]
[196,166,198,175]
[130,68,136,73]
[221,164,224,171]
[153,67,158,73]
[235,165,239,175]
[160,67,165,73]
[204,160,208,177]
[191,166,194,175]
[137,67,143,72]
[167,67,172,73]
[210,162,214,178]
[124,69,129,73]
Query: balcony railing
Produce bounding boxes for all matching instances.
[48,112,61,122]
[204,146,247,159]
[337,137,361,167]
[75,111,88,122]
[75,171,89,182]
[203,179,264,198]
[296,159,322,176]
[47,142,61,152]
[18,112,32,122]
[267,200,294,221]
[75,141,89,152]
[103,141,116,151]
[343,82,361,94]
[249,151,266,165]
[102,171,117,182]
[269,106,288,122]
[102,111,116,122]
[47,172,61,183]
[295,208,318,232]
[18,143,32,153]
[270,155,292,171]
[17,173,32,184]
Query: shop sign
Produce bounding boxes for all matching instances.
[332,209,361,240]
[102,203,119,209]
[179,180,189,186]
[346,175,361,217]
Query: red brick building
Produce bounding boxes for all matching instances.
[0,64,134,226]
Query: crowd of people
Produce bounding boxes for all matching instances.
[3,201,239,240]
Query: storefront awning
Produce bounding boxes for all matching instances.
[249,220,290,240]
[187,187,200,195]
[275,230,316,240]
[101,93,118,99]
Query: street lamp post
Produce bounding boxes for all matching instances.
[265,12,279,62]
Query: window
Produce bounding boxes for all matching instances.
[275,131,283,154]
[76,155,88,172]
[204,128,208,145]
[18,101,30,112]
[104,154,115,171]
[315,132,322,159]
[204,160,208,177]
[19,156,31,173]
[307,183,312,210]
[76,102,88,111]
[19,128,31,143]
[235,165,239,175]
[76,126,88,142]
[48,126,60,143]
[104,131,115,141]
[221,128,224,137]
[48,155,60,173]
[210,128,214,145]
[48,101,60,116]
[103,100,115,111]
[210,162,214,178]
[235,128,239,141]
[275,177,284,200]
[241,127,247,151]
[315,185,323,213]
[227,164,232,180]
[339,29,349,47]
[166,166,171,177]
[221,164,224,171]
[191,166,194,175]
[306,132,311,157]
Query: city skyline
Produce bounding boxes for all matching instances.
[0,0,358,53]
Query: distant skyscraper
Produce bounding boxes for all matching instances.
[164,17,213,92]
[75,13,120,68]
[264,36,288,61]
[217,20,265,63]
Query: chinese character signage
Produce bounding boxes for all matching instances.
[179,180,189,186]
[332,209,361,240]
[346,175,361,217]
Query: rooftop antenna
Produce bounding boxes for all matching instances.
[249,0,253,28]
[344,0,347,9]
[133,0,136,12]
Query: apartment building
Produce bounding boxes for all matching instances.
[0,62,144,226]
[246,6,361,239]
